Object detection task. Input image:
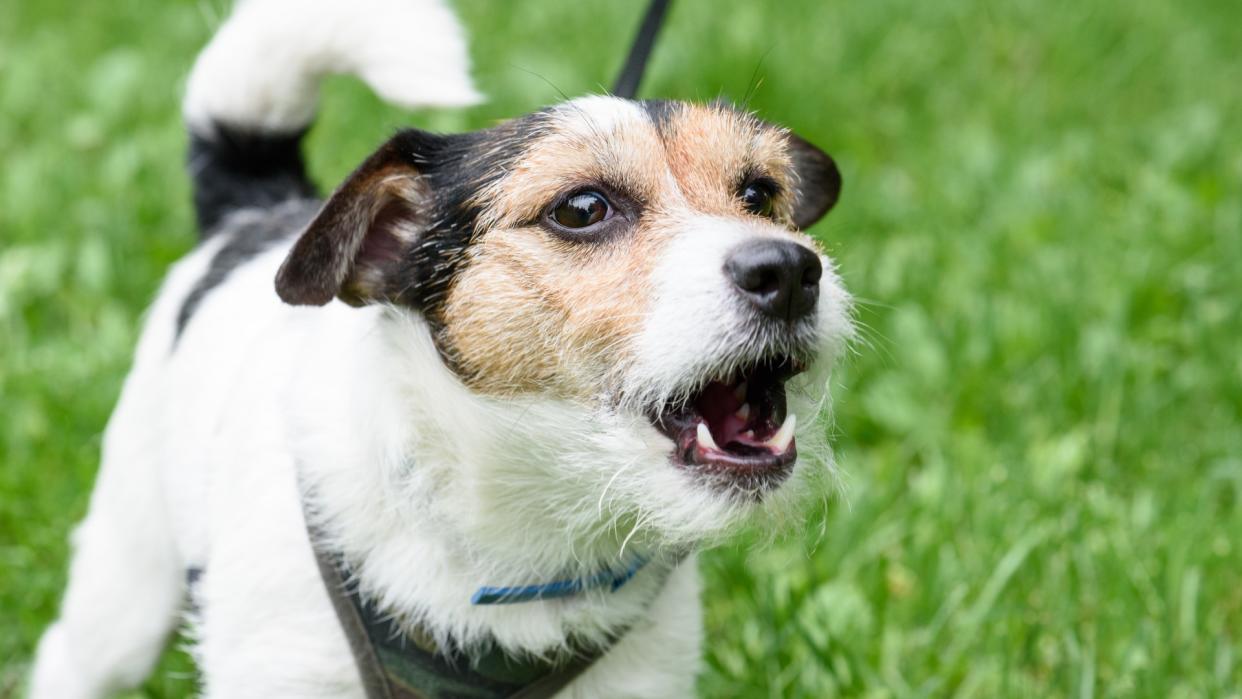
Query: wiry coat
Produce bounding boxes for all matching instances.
[30,1,852,697]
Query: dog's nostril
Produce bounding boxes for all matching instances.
[724,239,822,322]
[801,261,823,287]
[739,267,781,296]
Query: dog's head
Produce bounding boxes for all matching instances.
[277,96,851,551]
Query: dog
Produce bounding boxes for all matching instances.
[29,0,852,696]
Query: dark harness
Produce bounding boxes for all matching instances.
[185,512,670,698]
[306,530,659,699]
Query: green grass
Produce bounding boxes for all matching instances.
[3,0,1240,696]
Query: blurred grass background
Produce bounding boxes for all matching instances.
[2,0,1240,696]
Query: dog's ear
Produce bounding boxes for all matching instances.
[276,130,439,307]
[785,132,842,229]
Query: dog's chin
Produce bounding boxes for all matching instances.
[623,414,830,552]
[645,358,835,543]
[577,357,835,551]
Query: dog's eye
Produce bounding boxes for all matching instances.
[741,181,776,218]
[550,191,610,229]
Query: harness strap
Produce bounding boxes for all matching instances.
[309,537,396,699]
[503,652,602,699]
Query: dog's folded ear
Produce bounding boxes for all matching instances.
[785,132,843,230]
[276,130,439,307]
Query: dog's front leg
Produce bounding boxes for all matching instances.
[193,579,364,699]
[191,455,365,699]
[29,386,186,699]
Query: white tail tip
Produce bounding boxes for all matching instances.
[184,0,483,134]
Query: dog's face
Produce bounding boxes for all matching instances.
[277,96,851,549]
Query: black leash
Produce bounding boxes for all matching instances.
[612,0,673,99]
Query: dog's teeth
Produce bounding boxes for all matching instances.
[696,422,720,451]
[735,403,751,420]
[766,414,797,453]
[734,382,747,402]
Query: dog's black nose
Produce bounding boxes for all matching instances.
[725,239,822,322]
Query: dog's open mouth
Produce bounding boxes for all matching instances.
[650,356,803,485]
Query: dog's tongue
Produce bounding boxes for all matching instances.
[695,381,749,446]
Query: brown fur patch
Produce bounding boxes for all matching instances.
[442,218,673,398]
[657,104,796,224]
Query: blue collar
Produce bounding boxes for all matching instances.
[470,556,649,605]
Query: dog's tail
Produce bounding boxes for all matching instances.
[182,0,481,236]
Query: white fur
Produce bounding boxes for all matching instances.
[550,96,652,141]
[184,0,481,133]
[31,2,852,696]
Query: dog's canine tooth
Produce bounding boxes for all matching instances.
[766,414,797,453]
[735,403,751,420]
[696,422,720,451]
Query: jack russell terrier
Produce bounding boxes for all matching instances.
[30,0,852,696]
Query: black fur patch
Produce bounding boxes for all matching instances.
[363,115,551,324]
[185,566,203,615]
[641,99,680,139]
[176,200,319,341]
[274,112,554,317]
[784,131,842,228]
[188,124,317,235]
